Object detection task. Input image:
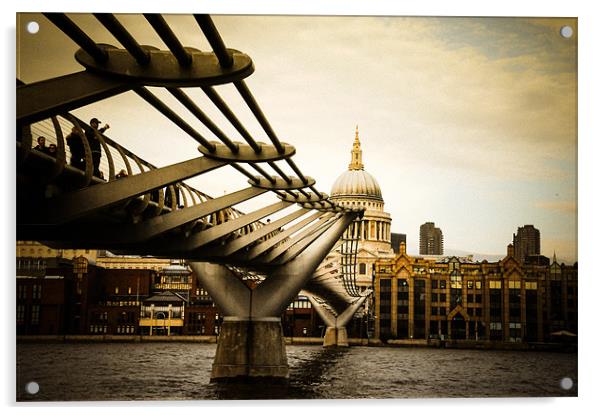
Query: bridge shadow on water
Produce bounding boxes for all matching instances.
[206,347,350,400]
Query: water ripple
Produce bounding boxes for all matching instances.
[16,343,577,401]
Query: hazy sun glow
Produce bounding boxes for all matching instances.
[16,14,577,261]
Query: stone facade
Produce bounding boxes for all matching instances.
[330,127,395,288]
[374,243,577,343]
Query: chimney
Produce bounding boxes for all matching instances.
[507,243,514,258]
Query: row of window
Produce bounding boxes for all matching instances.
[383,279,541,291]
[16,304,40,324]
[17,284,43,300]
[116,325,136,334]
[90,325,108,334]
[287,300,311,310]
[103,301,141,306]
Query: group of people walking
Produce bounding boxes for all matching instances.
[34,117,109,178]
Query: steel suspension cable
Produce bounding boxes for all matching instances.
[144,14,192,66]
[193,14,233,68]
[43,13,108,62]
[93,13,150,65]
[134,87,216,152]
[200,86,262,153]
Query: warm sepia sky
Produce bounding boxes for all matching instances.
[16,13,577,261]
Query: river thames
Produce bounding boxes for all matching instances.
[16,343,577,401]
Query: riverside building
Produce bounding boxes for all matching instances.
[374,243,577,343]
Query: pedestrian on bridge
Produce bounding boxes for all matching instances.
[34,136,50,155]
[66,126,85,170]
[86,117,110,179]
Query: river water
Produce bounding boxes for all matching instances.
[16,343,577,401]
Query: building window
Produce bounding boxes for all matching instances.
[359,263,367,275]
[525,281,537,290]
[450,274,462,289]
[32,284,42,300]
[489,322,502,330]
[114,287,119,294]
[128,287,132,294]
[31,305,40,325]
[17,305,25,323]
[380,279,391,293]
[439,280,446,289]
[467,280,474,289]
[489,280,502,289]
[509,281,521,289]
[509,322,522,342]
[475,281,482,289]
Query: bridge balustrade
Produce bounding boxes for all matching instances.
[17,12,369,380]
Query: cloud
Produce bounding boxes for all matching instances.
[17,14,578,260]
[534,200,577,214]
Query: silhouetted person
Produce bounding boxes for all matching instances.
[66,126,85,170]
[34,136,50,154]
[85,117,109,178]
[47,144,57,158]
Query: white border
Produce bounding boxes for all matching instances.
[3,1,600,414]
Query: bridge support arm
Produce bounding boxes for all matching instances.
[307,292,371,347]
[252,212,358,318]
[306,295,336,327]
[17,71,132,125]
[43,156,227,224]
[188,262,250,317]
[188,211,359,381]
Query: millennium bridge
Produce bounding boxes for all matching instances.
[17,13,370,380]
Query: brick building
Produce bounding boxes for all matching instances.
[374,243,577,343]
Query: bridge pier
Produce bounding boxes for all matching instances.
[323,326,349,347]
[211,318,288,380]
[190,212,357,381]
[308,293,371,348]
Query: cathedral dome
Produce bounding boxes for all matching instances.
[330,126,383,202]
[331,169,383,201]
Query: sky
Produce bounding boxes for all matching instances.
[16,12,578,262]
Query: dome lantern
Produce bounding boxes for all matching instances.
[348,125,364,170]
[330,126,383,202]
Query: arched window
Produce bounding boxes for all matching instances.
[359,263,367,274]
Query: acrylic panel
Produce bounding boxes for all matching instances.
[16,12,577,401]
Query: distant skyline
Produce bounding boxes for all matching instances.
[16,13,577,261]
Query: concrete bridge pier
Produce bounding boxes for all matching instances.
[189,213,357,381]
[308,293,371,347]
[212,316,289,379]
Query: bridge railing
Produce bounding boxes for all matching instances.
[16,13,364,270]
[19,112,262,237]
